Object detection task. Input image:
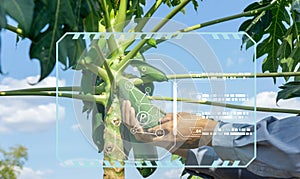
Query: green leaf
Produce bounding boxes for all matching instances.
[58,35,86,69]
[118,78,165,128]
[147,38,157,48]
[277,81,300,102]
[29,29,62,81]
[28,0,50,39]
[240,1,292,83]
[118,78,162,161]
[171,154,181,161]
[92,111,105,153]
[59,0,77,30]
[3,0,34,34]
[181,169,187,177]
[191,0,199,11]
[83,12,99,32]
[0,3,7,29]
[130,60,168,82]
[136,161,157,178]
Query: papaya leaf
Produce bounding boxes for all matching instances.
[130,60,168,82]
[191,0,199,11]
[29,29,63,81]
[171,154,181,161]
[136,161,157,178]
[80,70,96,115]
[3,0,34,35]
[181,169,187,177]
[0,3,7,29]
[118,78,163,161]
[118,78,164,128]
[277,81,300,102]
[92,111,105,153]
[240,0,294,83]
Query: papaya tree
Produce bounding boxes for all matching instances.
[0,0,300,179]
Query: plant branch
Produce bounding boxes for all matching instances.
[118,0,192,71]
[122,0,164,51]
[0,91,107,105]
[5,24,24,37]
[166,72,300,80]
[149,96,300,114]
[130,72,300,86]
[99,0,121,56]
[6,86,81,92]
[115,0,127,31]
[81,62,109,84]
[141,1,277,53]
[135,0,164,32]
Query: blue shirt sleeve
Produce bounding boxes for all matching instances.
[186,116,300,178]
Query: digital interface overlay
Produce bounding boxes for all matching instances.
[56,31,257,168]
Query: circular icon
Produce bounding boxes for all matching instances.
[130,127,138,134]
[125,81,134,90]
[136,111,151,125]
[155,129,165,137]
[145,87,152,94]
[141,66,147,72]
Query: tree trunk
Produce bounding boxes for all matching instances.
[103,96,126,179]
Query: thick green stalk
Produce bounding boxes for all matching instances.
[0,91,107,105]
[129,72,300,86]
[149,96,300,114]
[122,0,164,51]
[115,0,127,31]
[80,62,109,84]
[5,24,24,37]
[99,0,122,57]
[103,96,125,179]
[166,72,300,80]
[4,86,81,92]
[179,1,276,32]
[135,0,164,32]
[141,1,277,52]
[117,0,192,71]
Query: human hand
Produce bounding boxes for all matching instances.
[121,100,218,151]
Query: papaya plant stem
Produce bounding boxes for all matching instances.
[5,86,81,92]
[130,72,300,86]
[81,62,109,84]
[135,0,164,32]
[122,0,164,51]
[140,1,277,52]
[0,91,107,105]
[5,24,24,37]
[179,1,276,32]
[148,96,300,114]
[118,0,192,71]
[99,0,122,56]
[166,72,300,80]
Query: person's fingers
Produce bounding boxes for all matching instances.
[148,122,171,134]
[125,100,131,126]
[121,100,126,122]
[130,106,139,127]
[159,113,173,124]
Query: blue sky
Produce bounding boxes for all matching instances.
[1,1,300,179]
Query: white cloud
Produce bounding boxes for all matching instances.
[226,57,234,67]
[17,167,52,179]
[0,76,66,133]
[71,124,81,131]
[163,168,184,179]
[245,91,300,120]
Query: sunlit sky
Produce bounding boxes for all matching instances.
[1,1,299,179]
